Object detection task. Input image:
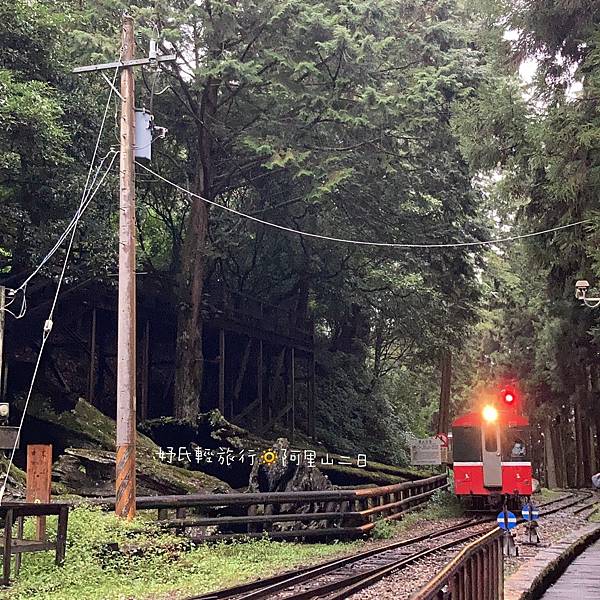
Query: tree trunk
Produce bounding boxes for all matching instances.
[574,394,592,487]
[544,423,557,489]
[552,414,568,488]
[437,349,451,434]
[173,196,209,420]
[173,76,218,421]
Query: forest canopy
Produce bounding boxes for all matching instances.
[1,0,599,474]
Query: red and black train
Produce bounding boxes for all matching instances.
[450,387,533,511]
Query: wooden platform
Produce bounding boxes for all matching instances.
[504,523,600,600]
[541,538,600,599]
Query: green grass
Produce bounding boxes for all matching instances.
[1,507,358,600]
[371,489,464,539]
[588,504,600,522]
[537,488,564,502]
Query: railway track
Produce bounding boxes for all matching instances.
[187,490,594,600]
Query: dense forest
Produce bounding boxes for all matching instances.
[1,0,599,483]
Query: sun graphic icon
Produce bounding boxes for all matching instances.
[260,448,278,466]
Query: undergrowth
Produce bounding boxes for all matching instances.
[537,488,564,502]
[372,489,464,539]
[1,506,357,600]
[589,504,600,522]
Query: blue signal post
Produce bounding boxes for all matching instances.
[497,510,517,530]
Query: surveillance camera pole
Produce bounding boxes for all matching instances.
[74,15,175,520]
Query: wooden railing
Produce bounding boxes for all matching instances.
[88,473,447,541]
[0,502,69,585]
[412,526,504,600]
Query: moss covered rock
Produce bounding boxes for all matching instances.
[14,395,230,497]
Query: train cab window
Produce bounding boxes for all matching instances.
[484,427,498,453]
[511,439,526,458]
[452,426,482,462]
[503,427,530,461]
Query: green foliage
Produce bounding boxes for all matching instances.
[2,0,495,468]
[371,518,401,540]
[451,0,600,488]
[314,350,426,464]
[397,489,464,528]
[5,506,357,600]
[373,488,464,538]
[0,0,117,281]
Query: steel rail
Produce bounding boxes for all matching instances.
[185,518,483,600]
[290,530,488,600]
[323,492,595,600]
[539,490,594,517]
[188,490,593,600]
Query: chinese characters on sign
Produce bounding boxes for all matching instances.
[157,446,368,468]
[410,437,442,466]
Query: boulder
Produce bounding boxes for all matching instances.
[15,395,230,497]
[246,438,340,531]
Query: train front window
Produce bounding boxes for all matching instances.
[484,427,498,453]
[511,439,526,457]
[503,427,530,461]
[452,426,482,462]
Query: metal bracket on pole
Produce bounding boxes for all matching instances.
[101,72,124,101]
[73,54,177,74]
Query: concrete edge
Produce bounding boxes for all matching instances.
[515,523,600,600]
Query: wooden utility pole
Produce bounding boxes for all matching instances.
[115,15,137,521]
[0,287,5,400]
[74,15,176,520]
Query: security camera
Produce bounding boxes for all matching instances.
[576,280,590,300]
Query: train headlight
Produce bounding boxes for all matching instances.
[482,405,498,423]
[0,404,9,419]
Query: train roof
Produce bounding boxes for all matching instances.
[452,411,529,427]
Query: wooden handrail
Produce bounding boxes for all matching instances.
[354,474,446,498]
[85,473,446,510]
[412,526,503,600]
[79,473,447,541]
[357,484,449,518]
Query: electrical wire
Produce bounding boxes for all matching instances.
[0,62,121,504]
[135,161,593,249]
[1,150,118,320]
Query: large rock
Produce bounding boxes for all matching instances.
[248,438,334,494]
[246,438,339,531]
[17,395,230,497]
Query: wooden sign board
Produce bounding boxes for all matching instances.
[410,437,443,466]
[26,444,52,541]
[0,426,19,450]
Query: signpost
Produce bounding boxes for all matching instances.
[521,503,541,544]
[497,510,517,530]
[410,437,443,466]
[521,504,539,521]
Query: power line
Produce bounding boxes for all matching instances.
[135,161,592,249]
[0,62,121,504]
[1,151,118,320]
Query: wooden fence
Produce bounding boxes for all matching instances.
[90,473,448,541]
[1,502,69,585]
[412,526,504,600]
